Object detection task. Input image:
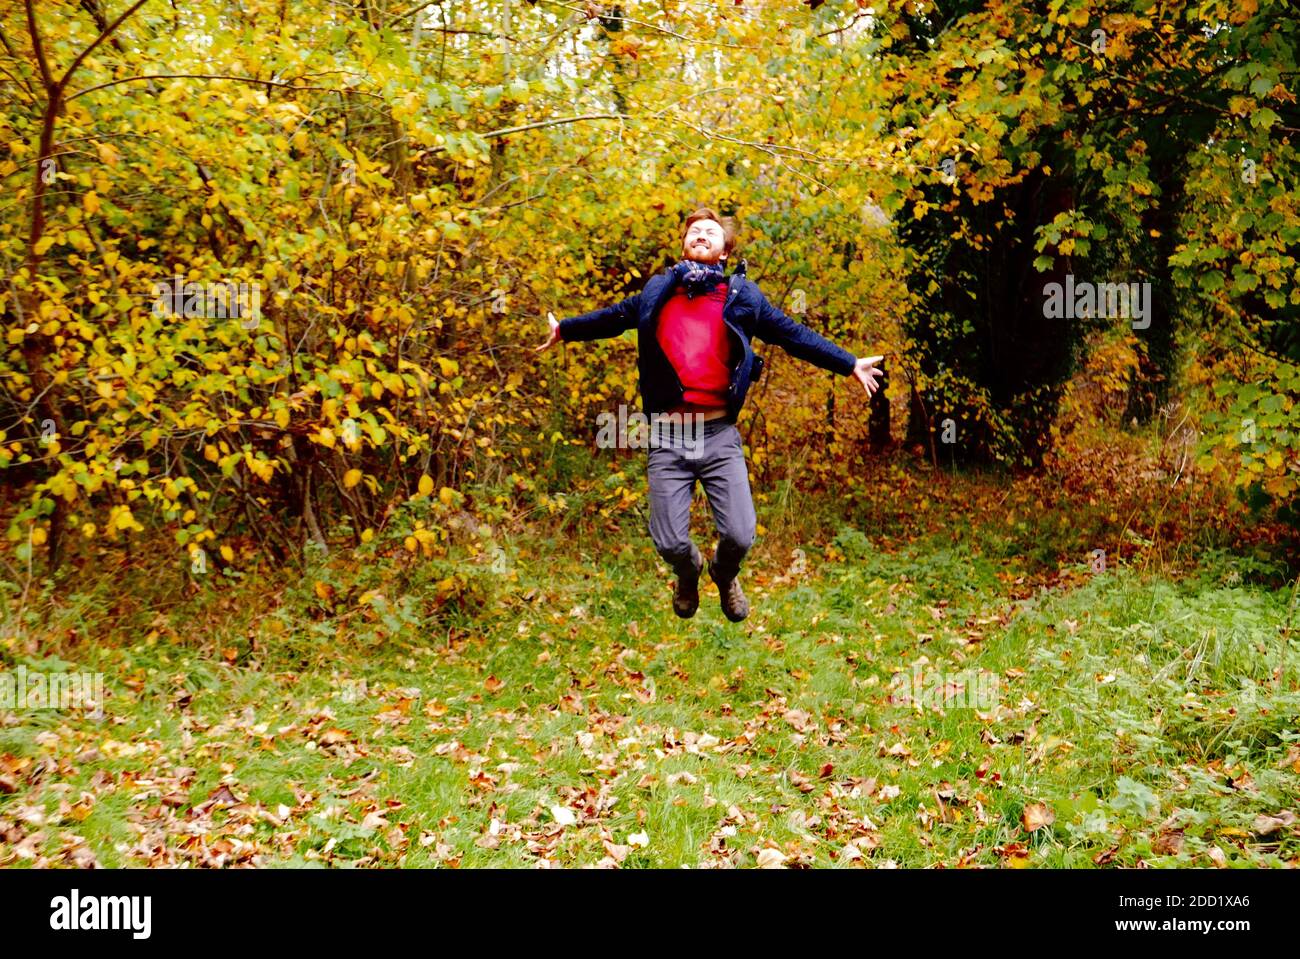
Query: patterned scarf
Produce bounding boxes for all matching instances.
[671,258,728,299]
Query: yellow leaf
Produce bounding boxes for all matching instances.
[220,545,234,562]
[439,486,456,506]
[344,468,362,488]
[418,474,434,497]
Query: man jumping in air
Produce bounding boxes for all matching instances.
[536,207,883,622]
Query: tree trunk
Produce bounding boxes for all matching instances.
[868,360,890,450]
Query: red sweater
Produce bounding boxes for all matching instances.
[654,281,734,409]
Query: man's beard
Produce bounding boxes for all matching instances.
[684,242,723,264]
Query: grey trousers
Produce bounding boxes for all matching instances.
[646,416,757,584]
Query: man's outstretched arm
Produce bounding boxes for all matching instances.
[752,288,884,396]
[535,292,643,352]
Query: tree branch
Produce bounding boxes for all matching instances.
[68,72,387,101]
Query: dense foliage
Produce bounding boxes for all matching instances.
[1,0,1295,573]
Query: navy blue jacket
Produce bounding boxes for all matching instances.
[558,260,858,419]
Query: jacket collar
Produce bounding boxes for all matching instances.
[641,257,747,327]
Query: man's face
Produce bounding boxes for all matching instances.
[682,218,728,265]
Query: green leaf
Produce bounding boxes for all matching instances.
[1251,108,1280,131]
[1249,76,1274,97]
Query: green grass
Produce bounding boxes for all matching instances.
[2,510,1296,868]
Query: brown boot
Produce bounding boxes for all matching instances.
[673,544,703,618]
[708,560,750,622]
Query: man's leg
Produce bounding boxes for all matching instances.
[646,439,701,582]
[696,422,757,586]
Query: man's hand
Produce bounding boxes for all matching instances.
[852,355,885,397]
[535,311,561,353]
